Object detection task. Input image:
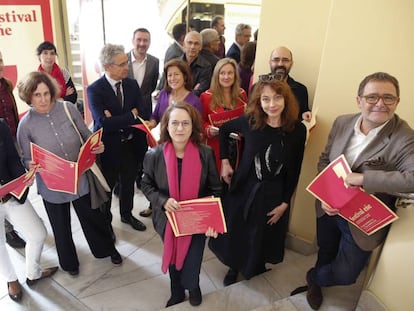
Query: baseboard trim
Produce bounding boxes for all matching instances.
[286,233,317,255]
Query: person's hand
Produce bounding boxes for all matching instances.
[92,141,105,154]
[321,202,340,216]
[145,120,157,130]
[266,202,288,225]
[302,111,312,122]
[66,86,75,96]
[221,159,233,185]
[104,110,112,118]
[193,83,200,90]
[28,160,38,172]
[209,126,219,137]
[131,108,139,118]
[164,198,180,212]
[345,173,364,188]
[205,227,218,238]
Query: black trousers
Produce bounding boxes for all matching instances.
[102,140,140,222]
[43,194,116,271]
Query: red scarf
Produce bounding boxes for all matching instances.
[38,63,67,98]
[161,141,201,273]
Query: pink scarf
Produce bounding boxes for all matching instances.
[161,141,201,273]
[38,63,67,98]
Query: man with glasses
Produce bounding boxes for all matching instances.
[87,44,147,238]
[262,46,311,121]
[226,23,251,63]
[295,72,414,310]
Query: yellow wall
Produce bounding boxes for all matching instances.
[258,0,414,309]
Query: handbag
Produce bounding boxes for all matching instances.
[63,102,110,209]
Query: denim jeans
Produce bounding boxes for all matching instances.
[312,214,371,287]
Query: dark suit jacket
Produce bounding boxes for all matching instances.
[181,54,212,97]
[127,52,159,119]
[86,75,145,169]
[141,143,221,237]
[0,120,28,203]
[316,113,414,250]
[226,43,241,63]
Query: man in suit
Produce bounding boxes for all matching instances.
[87,44,147,234]
[226,23,251,63]
[181,31,212,97]
[200,28,220,71]
[127,28,159,217]
[301,72,414,310]
[0,50,26,249]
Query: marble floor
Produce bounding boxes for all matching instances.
[0,185,364,311]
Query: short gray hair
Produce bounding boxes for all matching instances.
[200,28,218,48]
[184,31,203,46]
[235,23,251,36]
[99,43,125,66]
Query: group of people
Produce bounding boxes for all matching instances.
[1,18,413,311]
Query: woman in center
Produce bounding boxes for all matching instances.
[209,79,306,286]
[141,102,221,307]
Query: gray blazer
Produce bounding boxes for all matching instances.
[316,113,414,250]
[127,52,159,119]
[141,143,221,237]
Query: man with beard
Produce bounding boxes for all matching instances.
[266,46,311,121]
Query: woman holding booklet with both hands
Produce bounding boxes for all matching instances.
[16,72,122,277]
[141,102,221,307]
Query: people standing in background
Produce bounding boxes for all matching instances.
[226,23,252,63]
[267,46,311,121]
[209,79,306,287]
[141,102,221,307]
[200,28,220,71]
[1,119,58,302]
[294,72,414,310]
[181,31,212,97]
[0,50,27,249]
[36,41,77,104]
[87,44,147,236]
[200,58,247,173]
[127,27,159,217]
[238,41,257,96]
[17,72,122,276]
[211,16,226,59]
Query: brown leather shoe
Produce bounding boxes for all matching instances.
[8,280,22,302]
[26,266,59,287]
[306,268,323,310]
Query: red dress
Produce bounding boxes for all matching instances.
[200,88,247,173]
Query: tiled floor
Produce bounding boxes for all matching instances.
[0,185,364,311]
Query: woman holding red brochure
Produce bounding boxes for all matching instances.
[141,102,221,307]
[200,58,247,172]
[209,79,306,286]
[17,72,122,277]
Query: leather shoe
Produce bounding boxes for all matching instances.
[139,207,152,217]
[290,285,308,296]
[67,269,79,276]
[189,286,202,306]
[121,215,146,231]
[306,268,323,310]
[8,280,22,302]
[223,268,238,286]
[6,230,26,248]
[26,266,59,287]
[165,292,185,307]
[110,250,123,266]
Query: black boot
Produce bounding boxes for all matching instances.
[189,286,202,306]
[166,266,185,307]
[223,267,238,286]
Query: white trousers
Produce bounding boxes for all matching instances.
[0,197,46,282]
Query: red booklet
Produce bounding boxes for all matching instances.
[208,106,244,128]
[0,168,37,200]
[165,197,227,237]
[306,154,399,235]
[31,129,103,194]
[131,116,158,148]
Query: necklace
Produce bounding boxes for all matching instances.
[170,89,189,104]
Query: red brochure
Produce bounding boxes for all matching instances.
[208,106,244,128]
[306,154,399,235]
[31,129,103,194]
[0,169,37,200]
[165,197,227,237]
[131,116,158,148]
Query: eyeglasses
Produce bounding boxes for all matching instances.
[271,57,291,64]
[361,94,398,105]
[112,61,129,67]
[258,73,283,82]
[169,120,191,129]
